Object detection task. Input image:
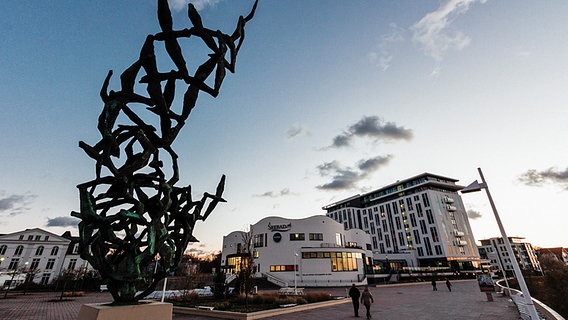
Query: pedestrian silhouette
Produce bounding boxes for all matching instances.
[360,286,374,319]
[446,279,452,292]
[349,284,361,317]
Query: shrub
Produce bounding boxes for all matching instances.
[305,292,332,303]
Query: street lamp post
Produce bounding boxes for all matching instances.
[461,167,539,319]
[294,252,298,294]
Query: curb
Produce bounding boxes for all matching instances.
[173,297,350,319]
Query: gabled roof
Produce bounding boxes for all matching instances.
[0,228,71,243]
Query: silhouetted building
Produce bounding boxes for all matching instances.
[537,247,568,266]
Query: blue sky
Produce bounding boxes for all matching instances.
[1,0,568,255]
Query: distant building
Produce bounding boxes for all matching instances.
[323,173,482,274]
[537,247,568,266]
[0,228,91,288]
[221,215,373,287]
[478,237,542,276]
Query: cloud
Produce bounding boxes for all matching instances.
[185,243,217,257]
[286,123,309,139]
[368,23,406,70]
[467,209,482,220]
[519,167,568,189]
[46,216,79,227]
[0,192,37,216]
[316,155,393,191]
[169,0,221,12]
[254,188,296,198]
[330,116,413,148]
[411,0,486,61]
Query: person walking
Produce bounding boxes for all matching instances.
[446,279,452,292]
[348,284,361,317]
[431,278,437,291]
[360,286,374,319]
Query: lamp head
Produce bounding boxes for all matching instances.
[460,180,487,194]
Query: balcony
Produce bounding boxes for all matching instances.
[454,231,465,237]
[443,196,455,204]
[446,205,457,211]
[457,240,468,246]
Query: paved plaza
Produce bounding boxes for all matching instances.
[0,280,520,320]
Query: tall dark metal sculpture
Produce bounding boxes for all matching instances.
[71,0,258,304]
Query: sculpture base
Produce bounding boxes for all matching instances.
[78,301,172,320]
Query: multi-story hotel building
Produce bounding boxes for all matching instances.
[478,237,542,275]
[323,173,481,274]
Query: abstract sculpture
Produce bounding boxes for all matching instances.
[71,0,258,304]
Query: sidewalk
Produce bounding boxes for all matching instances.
[0,280,520,320]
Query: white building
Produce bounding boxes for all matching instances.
[0,228,90,288]
[478,237,542,275]
[221,215,373,287]
[323,173,482,275]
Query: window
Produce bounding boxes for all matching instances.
[44,236,49,241]
[9,258,20,270]
[289,233,305,241]
[421,193,431,207]
[15,245,24,256]
[40,273,50,285]
[420,220,427,234]
[435,245,443,255]
[395,217,402,230]
[430,227,439,242]
[309,233,323,241]
[72,244,80,254]
[35,235,41,241]
[68,259,77,270]
[28,235,34,241]
[51,246,59,256]
[417,247,424,257]
[36,246,44,256]
[426,210,434,224]
[46,259,56,270]
[253,234,264,248]
[413,230,421,244]
[424,237,433,256]
[409,213,417,228]
[270,265,297,272]
[330,252,359,272]
[19,235,24,240]
[0,245,6,255]
[30,258,40,270]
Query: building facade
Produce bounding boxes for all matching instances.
[323,173,481,273]
[478,237,542,275]
[0,228,90,288]
[538,247,568,266]
[221,215,373,287]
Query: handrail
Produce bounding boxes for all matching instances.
[495,279,565,320]
[263,272,289,287]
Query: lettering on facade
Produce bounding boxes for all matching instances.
[268,222,291,232]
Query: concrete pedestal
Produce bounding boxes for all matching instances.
[78,301,172,320]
